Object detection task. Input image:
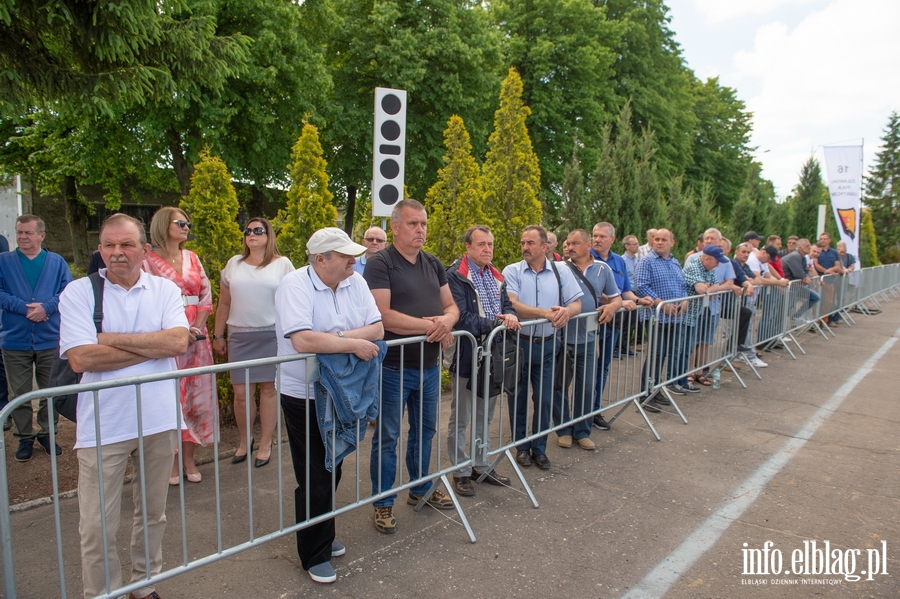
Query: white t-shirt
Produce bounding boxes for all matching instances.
[746,253,769,277]
[274,266,382,398]
[59,270,190,449]
[221,255,294,328]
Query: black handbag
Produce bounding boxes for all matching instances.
[49,272,104,423]
[467,331,522,397]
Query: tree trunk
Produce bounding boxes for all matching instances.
[168,130,194,196]
[344,185,357,234]
[63,176,91,269]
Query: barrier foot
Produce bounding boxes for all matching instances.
[811,320,830,340]
[630,396,664,440]
[786,332,806,355]
[438,474,477,543]
[659,387,688,424]
[722,357,747,389]
[840,308,856,326]
[736,352,762,380]
[504,449,540,508]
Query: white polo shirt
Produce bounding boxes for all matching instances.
[59,270,189,449]
[274,266,381,398]
[746,252,770,277]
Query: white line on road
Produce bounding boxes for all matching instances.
[621,326,900,599]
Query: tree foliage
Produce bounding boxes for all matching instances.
[864,111,900,252]
[787,156,828,239]
[276,123,338,267]
[860,208,881,267]
[179,149,243,297]
[424,116,487,265]
[482,68,543,268]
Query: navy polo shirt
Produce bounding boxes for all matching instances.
[817,247,839,271]
[590,249,632,293]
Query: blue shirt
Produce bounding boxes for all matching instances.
[623,252,638,281]
[633,251,687,323]
[352,255,368,276]
[563,260,620,344]
[590,249,632,293]
[502,259,583,337]
[817,247,839,271]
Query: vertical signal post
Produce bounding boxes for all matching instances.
[372,88,407,217]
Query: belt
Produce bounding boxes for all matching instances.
[525,333,556,343]
[182,295,200,307]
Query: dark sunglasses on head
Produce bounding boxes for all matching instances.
[173,220,193,230]
[364,236,386,243]
[244,227,267,236]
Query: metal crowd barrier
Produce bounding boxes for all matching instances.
[3,264,900,598]
[0,331,478,599]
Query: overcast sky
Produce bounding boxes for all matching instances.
[666,0,899,199]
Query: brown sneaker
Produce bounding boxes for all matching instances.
[453,476,476,496]
[408,489,455,510]
[576,437,596,450]
[374,506,396,534]
[557,435,573,448]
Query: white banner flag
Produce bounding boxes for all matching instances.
[822,144,863,260]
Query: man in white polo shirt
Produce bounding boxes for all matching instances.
[59,213,190,599]
[275,228,384,584]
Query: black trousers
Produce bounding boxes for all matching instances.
[281,394,343,571]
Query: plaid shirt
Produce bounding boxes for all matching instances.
[634,251,687,323]
[682,258,718,326]
[466,256,502,318]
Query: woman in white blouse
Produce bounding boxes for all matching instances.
[213,218,294,467]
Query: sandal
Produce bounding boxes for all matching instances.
[695,374,712,386]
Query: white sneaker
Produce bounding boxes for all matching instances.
[750,357,768,368]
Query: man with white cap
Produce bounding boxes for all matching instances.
[275,227,385,583]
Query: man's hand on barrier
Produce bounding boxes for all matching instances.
[497,313,521,332]
[636,296,653,308]
[548,305,571,328]
[621,299,637,311]
[597,303,617,325]
[351,339,380,361]
[423,314,455,344]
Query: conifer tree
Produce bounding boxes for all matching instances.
[787,156,828,238]
[180,149,243,298]
[424,115,487,265]
[860,208,881,266]
[864,111,900,250]
[277,122,338,266]
[559,142,588,234]
[482,68,542,268]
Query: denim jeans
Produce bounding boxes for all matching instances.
[371,364,439,507]
[508,337,555,456]
[792,288,821,319]
[593,325,615,411]
[553,342,596,440]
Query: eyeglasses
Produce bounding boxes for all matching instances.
[243,227,266,236]
[173,220,193,230]
[364,237,387,243]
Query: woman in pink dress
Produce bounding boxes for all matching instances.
[144,206,215,484]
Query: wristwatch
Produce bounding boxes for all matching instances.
[212,334,225,340]
[337,331,345,338]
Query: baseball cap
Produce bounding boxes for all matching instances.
[764,244,779,259]
[743,231,762,242]
[306,227,367,256]
[702,244,729,264]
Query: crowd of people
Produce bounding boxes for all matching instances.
[0,204,859,595]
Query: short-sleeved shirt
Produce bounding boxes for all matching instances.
[275,266,381,397]
[633,251,687,323]
[563,260,620,344]
[59,270,189,449]
[682,258,718,326]
[686,252,735,316]
[363,245,447,368]
[623,252,638,281]
[746,253,769,277]
[817,247,840,271]
[590,249,633,293]
[352,255,368,276]
[502,259,583,338]
[840,253,856,269]
[221,255,294,328]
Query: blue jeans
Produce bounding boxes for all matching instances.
[793,288,821,318]
[553,342,595,440]
[593,325,615,411]
[508,337,555,455]
[371,364,439,507]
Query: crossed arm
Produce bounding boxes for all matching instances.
[67,328,190,373]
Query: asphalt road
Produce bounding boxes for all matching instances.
[4,300,899,599]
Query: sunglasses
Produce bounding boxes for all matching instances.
[173,220,193,230]
[244,227,267,236]
[364,237,387,243]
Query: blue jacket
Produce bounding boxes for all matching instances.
[0,249,72,350]
[314,340,387,471]
[446,255,516,379]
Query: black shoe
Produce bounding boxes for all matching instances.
[15,439,34,462]
[515,450,533,467]
[641,399,661,413]
[592,415,611,430]
[612,350,621,360]
[531,453,551,469]
[626,348,636,356]
[232,438,255,464]
[655,394,672,405]
[471,467,511,486]
[254,454,270,468]
[36,436,62,456]
[2,419,10,432]
[453,476,476,496]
